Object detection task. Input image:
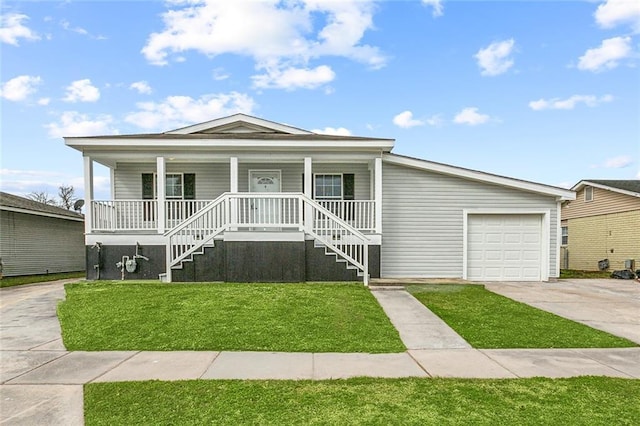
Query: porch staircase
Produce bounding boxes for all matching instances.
[160,193,370,285]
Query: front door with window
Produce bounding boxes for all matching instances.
[249,170,281,227]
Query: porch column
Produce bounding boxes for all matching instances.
[304,157,312,231]
[230,157,238,192]
[83,155,93,234]
[374,157,382,234]
[230,157,238,230]
[156,156,166,234]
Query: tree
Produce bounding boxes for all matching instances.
[58,185,77,210]
[27,191,58,205]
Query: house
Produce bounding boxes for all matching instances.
[0,192,85,277]
[64,114,575,284]
[561,180,640,271]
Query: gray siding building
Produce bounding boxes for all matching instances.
[0,192,85,277]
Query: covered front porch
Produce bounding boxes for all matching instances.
[83,156,383,235]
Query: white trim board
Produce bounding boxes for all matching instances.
[462,209,550,282]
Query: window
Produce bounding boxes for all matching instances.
[315,174,342,200]
[142,173,195,200]
[584,186,593,202]
[561,226,568,245]
[164,174,183,199]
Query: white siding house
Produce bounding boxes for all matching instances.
[64,114,574,283]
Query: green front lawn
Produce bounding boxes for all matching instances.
[85,377,640,425]
[0,271,85,288]
[408,284,636,348]
[58,282,405,352]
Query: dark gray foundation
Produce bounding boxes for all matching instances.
[86,240,380,283]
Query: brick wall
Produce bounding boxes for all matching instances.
[565,210,640,271]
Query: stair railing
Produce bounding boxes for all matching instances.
[164,193,370,285]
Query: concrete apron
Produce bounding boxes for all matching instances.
[2,280,640,425]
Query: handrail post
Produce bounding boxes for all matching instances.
[165,240,172,283]
[363,243,369,286]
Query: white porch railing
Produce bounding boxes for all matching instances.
[165,200,213,228]
[91,198,375,233]
[164,193,370,285]
[317,200,375,232]
[92,200,157,231]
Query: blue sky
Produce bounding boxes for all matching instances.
[1,0,639,201]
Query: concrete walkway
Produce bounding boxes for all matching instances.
[1,279,639,425]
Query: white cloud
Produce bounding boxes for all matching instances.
[212,67,229,81]
[474,39,515,76]
[577,36,632,72]
[45,111,117,138]
[141,0,385,90]
[595,0,640,32]
[252,65,335,90]
[37,97,51,106]
[393,111,424,128]
[604,155,633,168]
[0,13,40,45]
[312,127,352,136]
[130,81,152,94]
[63,79,100,102]
[0,75,42,101]
[124,92,256,131]
[422,0,444,17]
[60,19,107,40]
[426,114,444,127]
[529,94,614,110]
[453,107,491,125]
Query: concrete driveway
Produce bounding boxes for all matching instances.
[0,280,83,425]
[486,279,640,344]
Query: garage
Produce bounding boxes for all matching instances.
[467,213,544,281]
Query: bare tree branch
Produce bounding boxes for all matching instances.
[27,191,58,206]
[58,185,77,210]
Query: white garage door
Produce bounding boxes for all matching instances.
[467,214,543,281]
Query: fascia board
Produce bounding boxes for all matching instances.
[0,206,84,222]
[384,153,576,201]
[65,138,394,150]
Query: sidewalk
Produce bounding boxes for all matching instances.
[1,281,639,425]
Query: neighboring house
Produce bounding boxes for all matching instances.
[561,180,640,271]
[65,114,575,284]
[0,192,85,277]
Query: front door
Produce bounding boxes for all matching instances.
[249,170,281,227]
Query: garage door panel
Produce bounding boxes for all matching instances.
[468,214,542,281]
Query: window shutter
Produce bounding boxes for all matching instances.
[184,173,196,200]
[142,173,154,199]
[343,174,355,200]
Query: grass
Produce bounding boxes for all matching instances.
[84,377,640,425]
[408,284,636,348]
[57,281,405,353]
[0,271,85,288]
[560,269,612,279]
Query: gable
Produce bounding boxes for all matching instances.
[165,113,313,135]
[562,185,640,220]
